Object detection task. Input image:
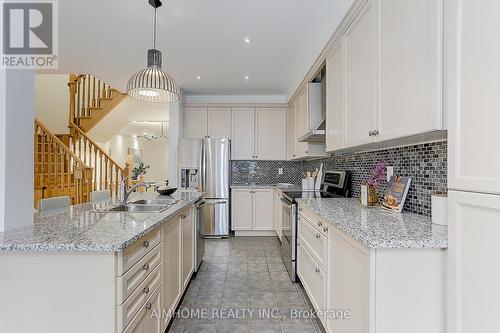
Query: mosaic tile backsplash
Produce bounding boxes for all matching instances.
[231,140,448,217]
[231,160,303,185]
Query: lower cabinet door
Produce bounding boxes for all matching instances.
[297,239,326,312]
[253,189,274,230]
[123,284,162,333]
[327,231,371,333]
[181,208,194,289]
[162,218,182,328]
[231,190,253,230]
[448,190,500,332]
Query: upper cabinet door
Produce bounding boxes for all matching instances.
[207,108,232,139]
[447,0,500,194]
[287,103,296,160]
[326,42,345,152]
[377,0,443,142]
[231,108,255,160]
[184,108,207,138]
[344,0,377,148]
[295,91,309,157]
[255,108,287,160]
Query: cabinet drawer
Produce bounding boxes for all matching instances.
[298,215,328,270]
[117,265,162,332]
[297,238,326,313]
[123,283,162,333]
[117,228,162,276]
[298,207,328,235]
[116,243,162,305]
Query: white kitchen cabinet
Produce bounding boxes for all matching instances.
[446,0,500,194]
[344,0,377,148]
[231,188,275,235]
[327,230,372,333]
[181,207,194,289]
[287,102,297,160]
[183,108,208,139]
[231,189,254,231]
[208,108,232,139]
[295,89,309,157]
[296,205,445,333]
[297,240,327,315]
[123,284,162,333]
[325,42,345,152]
[377,0,443,142]
[162,216,182,327]
[231,108,255,160]
[255,108,287,160]
[253,189,274,230]
[448,190,500,332]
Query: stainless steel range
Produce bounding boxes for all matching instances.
[281,170,351,282]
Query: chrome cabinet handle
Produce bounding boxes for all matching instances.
[369,130,373,136]
[142,263,150,271]
[315,234,320,239]
[299,208,302,212]
[323,227,328,232]
[372,130,379,136]
[143,240,149,248]
[317,221,322,227]
[143,286,150,294]
[315,268,320,274]
[145,303,152,310]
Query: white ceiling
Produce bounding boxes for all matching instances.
[56,0,353,98]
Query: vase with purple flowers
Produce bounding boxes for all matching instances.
[365,160,388,206]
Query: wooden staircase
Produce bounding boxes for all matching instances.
[68,74,127,132]
[34,119,93,207]
[34,74,128,208]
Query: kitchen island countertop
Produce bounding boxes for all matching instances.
[297,198,447,249]
[0,191,203,252]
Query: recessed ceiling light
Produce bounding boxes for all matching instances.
[244,75,250,80]
[243,37,251,44]
[195,76,201,80]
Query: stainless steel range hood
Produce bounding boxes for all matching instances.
[298,81,326,143]
[298,119,325,142]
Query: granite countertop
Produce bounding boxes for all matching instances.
[231,183,301,191]
[297,198,447,249]
[0,191,203,252]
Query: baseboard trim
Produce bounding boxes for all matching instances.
[234,230,276,237]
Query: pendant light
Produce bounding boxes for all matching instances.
[127,0,180,103]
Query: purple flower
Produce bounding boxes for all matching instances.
[367,160,388,188]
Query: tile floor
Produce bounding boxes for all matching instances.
[167,237,324,333]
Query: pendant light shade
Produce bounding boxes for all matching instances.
[127,0,180,103]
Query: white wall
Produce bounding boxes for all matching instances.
[0,70,35,232]
[34,74,70,134]
[106,135,169,184]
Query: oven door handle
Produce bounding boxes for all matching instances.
[281,197,293,208]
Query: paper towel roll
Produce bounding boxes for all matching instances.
[431,193,448,226]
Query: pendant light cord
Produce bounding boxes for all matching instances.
[153,7,157,49]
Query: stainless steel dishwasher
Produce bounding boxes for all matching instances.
[194,198,206,272]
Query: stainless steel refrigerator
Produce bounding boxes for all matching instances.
[178,138,230,237]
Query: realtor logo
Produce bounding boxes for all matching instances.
[1,1,58,68]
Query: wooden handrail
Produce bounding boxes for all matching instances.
[69,122,124,172]
[36,119,87,166]
[68,122,125,197]
[34,118,92,206]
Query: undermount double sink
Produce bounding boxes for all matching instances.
[104,198,178,213]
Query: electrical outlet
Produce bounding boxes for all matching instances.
[278,167,283,175]
[387,166,394,182]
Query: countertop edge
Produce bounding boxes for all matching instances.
[0,193,204,253]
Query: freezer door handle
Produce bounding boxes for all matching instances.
[206,199,228,204]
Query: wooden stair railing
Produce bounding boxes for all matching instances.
[68,74,127,133]
[34,119,93,207]
[69,122,125,198]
